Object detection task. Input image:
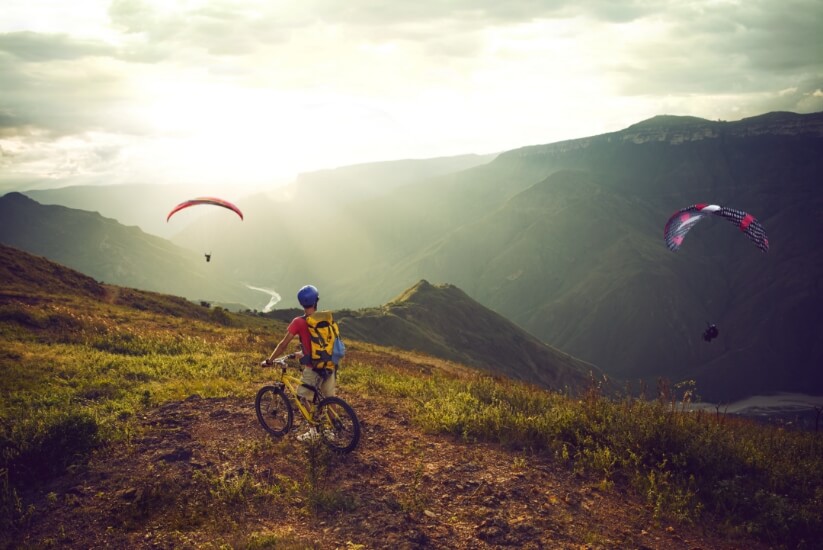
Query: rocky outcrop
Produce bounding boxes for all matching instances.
[507,110,823,157]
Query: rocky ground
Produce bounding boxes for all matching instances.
[6,352,769,549]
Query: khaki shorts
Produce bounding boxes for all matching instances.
[297,367,336,401]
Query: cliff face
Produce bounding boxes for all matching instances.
[507,111,823,157]
[620,112,823,144]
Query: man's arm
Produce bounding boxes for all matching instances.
[266,330,296,364]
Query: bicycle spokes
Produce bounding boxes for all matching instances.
[315,397,360,453]
[255,386,293,437]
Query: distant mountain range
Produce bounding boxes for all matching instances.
[22,183,250,240]
[0,193,261,306]
[4,110,823,401]
[22,153,496,239]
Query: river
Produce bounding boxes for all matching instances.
[245,285,282,313]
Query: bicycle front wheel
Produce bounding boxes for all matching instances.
[316,396,360,454]
[255,386,293,437]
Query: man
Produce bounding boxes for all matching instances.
[703,323,719,342]
[262,284,336,440]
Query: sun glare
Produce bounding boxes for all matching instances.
[136,78,308,184]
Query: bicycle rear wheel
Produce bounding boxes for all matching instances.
[255,386,293,436]
[316,396,360,453]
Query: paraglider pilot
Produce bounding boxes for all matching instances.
[205,253,211,263]
[703,323,719,342]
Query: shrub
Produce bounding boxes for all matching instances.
[209,307,233,326]
[2,411,100,491]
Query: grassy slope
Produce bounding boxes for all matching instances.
[1,244,822,549]
[0,244,279,492]
[337,279,602,394]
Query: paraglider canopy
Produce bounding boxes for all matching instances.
[166,197,243,263]
[166,197,244,222]
[664,203,769,253]
[664,203,767,344]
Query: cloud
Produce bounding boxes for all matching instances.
[306,0,662,26]
[107,0,298,60]
[593,0,823,119]
[0,0,821,188]
[0,50,145,138]
[96,1,675,66]
[0,31,116,61]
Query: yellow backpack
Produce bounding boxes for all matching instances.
[304,311,344,369]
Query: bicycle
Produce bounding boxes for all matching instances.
[255,353,361,454]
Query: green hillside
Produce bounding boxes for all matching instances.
[0,192,261,307]
[2,244,822,549]
[336,279,601,393]
[386,171,680,379]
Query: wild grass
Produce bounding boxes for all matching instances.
[0,292,280,530]
[301,439,359,516]
[2,283,821,548]
[342,359,823,548]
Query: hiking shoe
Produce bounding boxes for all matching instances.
[297,428,319,442]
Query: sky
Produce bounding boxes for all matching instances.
[1,0,822,191]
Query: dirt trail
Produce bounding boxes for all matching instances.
[10,355,767,549]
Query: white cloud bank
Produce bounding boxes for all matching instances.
[1,0,821,190]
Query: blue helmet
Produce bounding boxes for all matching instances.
[297,285,319,308]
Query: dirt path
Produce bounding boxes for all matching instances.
[10,362,767,549]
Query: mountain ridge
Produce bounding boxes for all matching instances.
[336,279,604,394]
[502,111,823,159]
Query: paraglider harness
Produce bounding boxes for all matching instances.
[703,323,719,343]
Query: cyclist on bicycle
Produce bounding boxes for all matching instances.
[262,284,336,440]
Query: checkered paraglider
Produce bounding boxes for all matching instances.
[663,203,769,253]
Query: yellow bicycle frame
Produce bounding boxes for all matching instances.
[271,364,320,424]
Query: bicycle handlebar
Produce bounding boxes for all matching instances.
[261,352,300,368]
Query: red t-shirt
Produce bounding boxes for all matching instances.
[287,316,312,364]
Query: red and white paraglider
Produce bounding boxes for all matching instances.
[167,197,244,262]
[167,197,244,223]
